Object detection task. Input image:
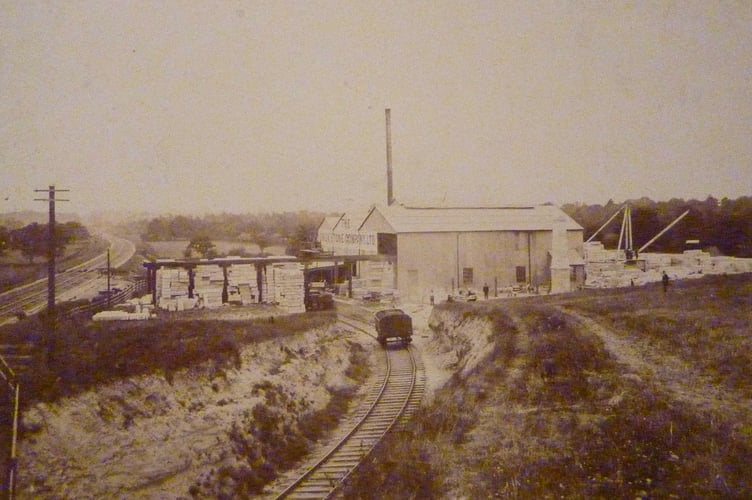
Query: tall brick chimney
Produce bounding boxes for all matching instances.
[385,108,394,206]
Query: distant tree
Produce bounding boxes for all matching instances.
[9,222,86,263]
[184,235,217,259]
[227,246,252,258]
[564,196,752,258]
[286,222,320,256]
[142,211,327,250]
[251,231,273,256]
[59,221,90,243]
[0,226,9,256]
[631,206,662,250]
[169,215,196,239]
[142,217,172,241]
[10,223,48,263]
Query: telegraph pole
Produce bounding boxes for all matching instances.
[107,248,111,309]
[34,185,69,322]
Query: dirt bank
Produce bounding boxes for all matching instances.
[18,324,367,498]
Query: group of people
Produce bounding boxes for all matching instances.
[430,282,492,306]
[428,272,673,306]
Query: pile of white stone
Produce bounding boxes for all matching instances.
[92,296,156,322]
[585,249,752,288]
[269,263,305,313]
[92,311,151,322]
[155,261,306,313]
[157,263,260,311]
[349,260,397,300]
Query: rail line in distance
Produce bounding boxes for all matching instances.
[272,314,425,499]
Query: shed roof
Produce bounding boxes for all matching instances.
[361,204,583,234]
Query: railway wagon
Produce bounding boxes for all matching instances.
[374,309,413,346]
[305,290,334,311]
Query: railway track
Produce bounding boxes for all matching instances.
[272,313,425,499]
[0,235,135,323]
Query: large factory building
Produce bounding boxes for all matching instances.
[317,203,585,303]
[315,108,585,303]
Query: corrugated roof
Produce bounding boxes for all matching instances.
[365,204,583,233]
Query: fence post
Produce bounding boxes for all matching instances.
[6,382,19,500]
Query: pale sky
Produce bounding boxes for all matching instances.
[2,1,751,217]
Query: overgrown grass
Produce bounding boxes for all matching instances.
[344,275,752,498]
[558,273,752,397]
[3,311,335,408]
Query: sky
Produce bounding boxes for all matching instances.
[1,1,751,217]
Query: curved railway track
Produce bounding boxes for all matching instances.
[0,235,135,322]
[272,313,425,499]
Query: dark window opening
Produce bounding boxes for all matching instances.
[377,233,397,255]
[462,267,473,285]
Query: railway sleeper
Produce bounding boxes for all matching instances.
[340,442,378,452]
[354,427,389,433]
[289,489,337,498]
[358,424,391,432]
[375,401,410,408]
[313,466,351,475]
[329,453,368,462]
[362,416,396,423]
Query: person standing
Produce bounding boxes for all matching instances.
[662,271,669,293]
[483,283,489,300]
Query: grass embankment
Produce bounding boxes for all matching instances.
[4,311,336,408]
[558,273,752,397]
[345,274,752,498]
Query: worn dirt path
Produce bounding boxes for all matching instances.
[560,307,752,421]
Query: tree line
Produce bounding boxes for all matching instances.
[124,196,752,260]
[562,196,752,257]
[137,211,325,257]
[0,221,91,263]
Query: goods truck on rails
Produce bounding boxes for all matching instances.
[374,309,413,346]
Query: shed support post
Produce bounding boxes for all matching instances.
[347,261,353,298]
[255,264,264,303]
[221,265,229,303]
[187,267,195,299]
[151,267,157,305]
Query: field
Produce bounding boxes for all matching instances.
[345,273,752,498]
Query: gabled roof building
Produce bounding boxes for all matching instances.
[317,203,585,302]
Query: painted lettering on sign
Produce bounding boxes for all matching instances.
[318,231,378,254]
[320,232,376,245]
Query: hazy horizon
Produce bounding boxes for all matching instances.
[2,1,751,217]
